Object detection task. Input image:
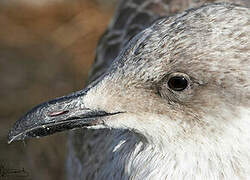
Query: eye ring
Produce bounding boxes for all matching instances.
[167,75,189,91]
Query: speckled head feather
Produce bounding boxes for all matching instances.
[70,2,250,180]
[72,3,250,179]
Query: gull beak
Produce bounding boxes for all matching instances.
[8,89,121,144]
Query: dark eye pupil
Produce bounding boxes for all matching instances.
[168,76,188,91]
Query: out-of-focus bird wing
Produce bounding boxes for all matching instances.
[88,0,169,83]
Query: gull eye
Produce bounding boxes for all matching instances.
[168,76,188,91]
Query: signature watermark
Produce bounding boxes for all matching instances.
[0,161,29,179]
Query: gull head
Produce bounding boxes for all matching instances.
[8,3,250,150]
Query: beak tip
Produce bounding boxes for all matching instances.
[7,138,14,144]
[8,119,28,144]
[7,128,21,144]
[7,135,16,144]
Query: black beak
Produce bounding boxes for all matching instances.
[8,89,121,143]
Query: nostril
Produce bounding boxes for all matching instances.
[48,110,69,117]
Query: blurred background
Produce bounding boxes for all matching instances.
[0,0,116,179]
